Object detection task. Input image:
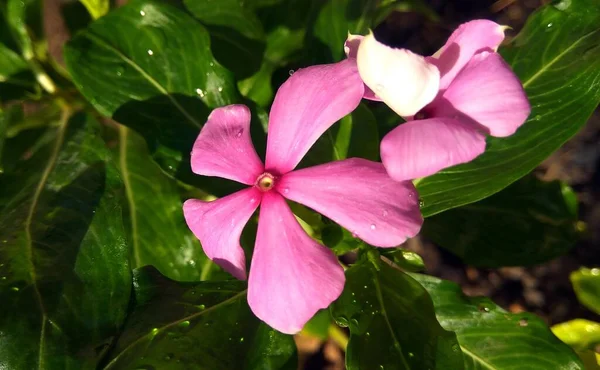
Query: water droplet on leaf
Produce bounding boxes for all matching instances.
[519,318,528,327]
[147,49,154,56]
[140,10,146,16]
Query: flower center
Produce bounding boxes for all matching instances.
[256,172,276,192]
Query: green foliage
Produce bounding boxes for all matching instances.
[413,273,584,369]
[102,266,297,369]
[0,114,132,369]
[331,259,464,370]
[423,175,580,266]
[571,267,600,315]
[1,0,599,368]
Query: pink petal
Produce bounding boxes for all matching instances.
[437,52,531,137]
[191,105,264,185]
[432,20,507,90]
[277,158,423,247]
[183,187,262,280]
[380,118,486,181]
[356,33,440,117]
[248,192,345,334]
[265,60,364,174]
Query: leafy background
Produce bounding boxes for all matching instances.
[1,0,599,369]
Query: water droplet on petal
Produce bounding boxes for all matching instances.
[235,128,243,138]
[147,49,154,56]
[250,197,257,204]
[370,224,376,230]
[351,232,358,238]
[283,187,289,194]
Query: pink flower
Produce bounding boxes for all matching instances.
[346,20,531,181]
[183,60,423,334]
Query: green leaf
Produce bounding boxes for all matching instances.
[0,113,132,369]
[422,175,580,267]
[184,0,264,40]
[79,0,109,20]
[412,273,584,369]
[331,261,464,370]
[117,127,225,282]
[64,0,238,184]
[571,267,600,314]
[237,0,309,106]
[417,0,600,217]
[552,319,600,351]
[102,266,297,370]
[0,42,28,81]
[311,0,378,62]
[5,0,41,60]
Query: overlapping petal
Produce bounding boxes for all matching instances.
[380,118,486,181]
[431,20,507,90]
[278,158,423,247]
[265,60,364,174]
[356,33,440,117]
[248,192,345,334]
[435,52,531,137]
[183,187,262,280]
[191,105,264,185]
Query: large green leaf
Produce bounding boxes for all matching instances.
[422,175,579,267]
[101,267,297,370]
[413,273,584,369]
[571,267,600,315]
[64,0,238,184]
[417,0,600,217]
[116,127,225,282]
[331,260,464,370]
[0,113,132,369]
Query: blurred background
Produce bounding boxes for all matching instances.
[27,0,600,368]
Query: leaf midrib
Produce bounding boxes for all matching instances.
[81,32,202,129]
[119,127,141,267]
[24,109,71,370]
[372,272,411,369]
[102,289,247,369]
[521,29,600,88]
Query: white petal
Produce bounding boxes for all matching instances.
[356,33,440,117]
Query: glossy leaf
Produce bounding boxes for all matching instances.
[552,319,600,351]
[417,0,600,217]
[64,0,238,183]
[117,127,222,282]
[184,0,264,40]
[413,273,584,369]
[331,260,464,370]
[422,175,580,267]
[571,267,600,314]
[0,113,131,369]
[102,266,297,370]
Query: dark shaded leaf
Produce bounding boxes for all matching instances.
[101,266,297,370]
[422,175,579,267]
[0,113,131,369]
